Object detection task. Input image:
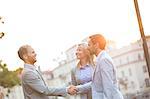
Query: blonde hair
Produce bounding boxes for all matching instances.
[76,43,95,68]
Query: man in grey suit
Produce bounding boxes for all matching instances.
[73,34,123,99]
[18,45,77,99]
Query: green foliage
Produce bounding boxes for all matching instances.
[0,60,22,88]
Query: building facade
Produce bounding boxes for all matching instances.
[109,37,150,95]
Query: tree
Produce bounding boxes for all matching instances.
[0,60,21,88]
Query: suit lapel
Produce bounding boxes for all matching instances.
[92,51,105,79]
[92,63,97,80]
[35,69,47,86]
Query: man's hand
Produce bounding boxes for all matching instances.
[67,85,78,95]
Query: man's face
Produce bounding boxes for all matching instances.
[88,39,95,55]
[25,46,37,64]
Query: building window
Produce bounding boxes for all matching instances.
[143,65,147,73]
[131,81,135,89]
[145,78,150,87]
[119,59,122,65]
[138,54,141,60]
[126,56,129,63]
[128,68,132,76]
[121,71,125,77]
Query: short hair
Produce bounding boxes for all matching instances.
[18,45,30,60]
[89,34,106,50]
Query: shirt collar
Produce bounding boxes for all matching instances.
[96,50,105,62]
[24,63,36,70]
[80,64,90,69]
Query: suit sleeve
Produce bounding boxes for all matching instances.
[76,81,92,94]
[23,71,67,96]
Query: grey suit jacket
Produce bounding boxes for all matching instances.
[21,64,67,99]
[77,51,123,99]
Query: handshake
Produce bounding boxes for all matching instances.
[67,85,78,95]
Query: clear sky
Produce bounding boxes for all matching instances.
[0,0,150,71]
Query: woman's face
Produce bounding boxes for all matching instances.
[76,46,87,60]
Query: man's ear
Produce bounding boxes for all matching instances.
[23,54,27,60]
[94,42,99,49]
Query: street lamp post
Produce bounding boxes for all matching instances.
[134,0,150,77]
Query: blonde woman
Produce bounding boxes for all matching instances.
[71,43,94,99]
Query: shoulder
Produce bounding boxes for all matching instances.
[99,52,113,63]
[98,55,114,71]
[71,67,78,74]
[22,68,34,75]
[22,69,38,80]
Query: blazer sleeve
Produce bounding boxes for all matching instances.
[76,81,92,94]
[23,71,67,96]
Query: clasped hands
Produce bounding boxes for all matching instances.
[67,85,78,95]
